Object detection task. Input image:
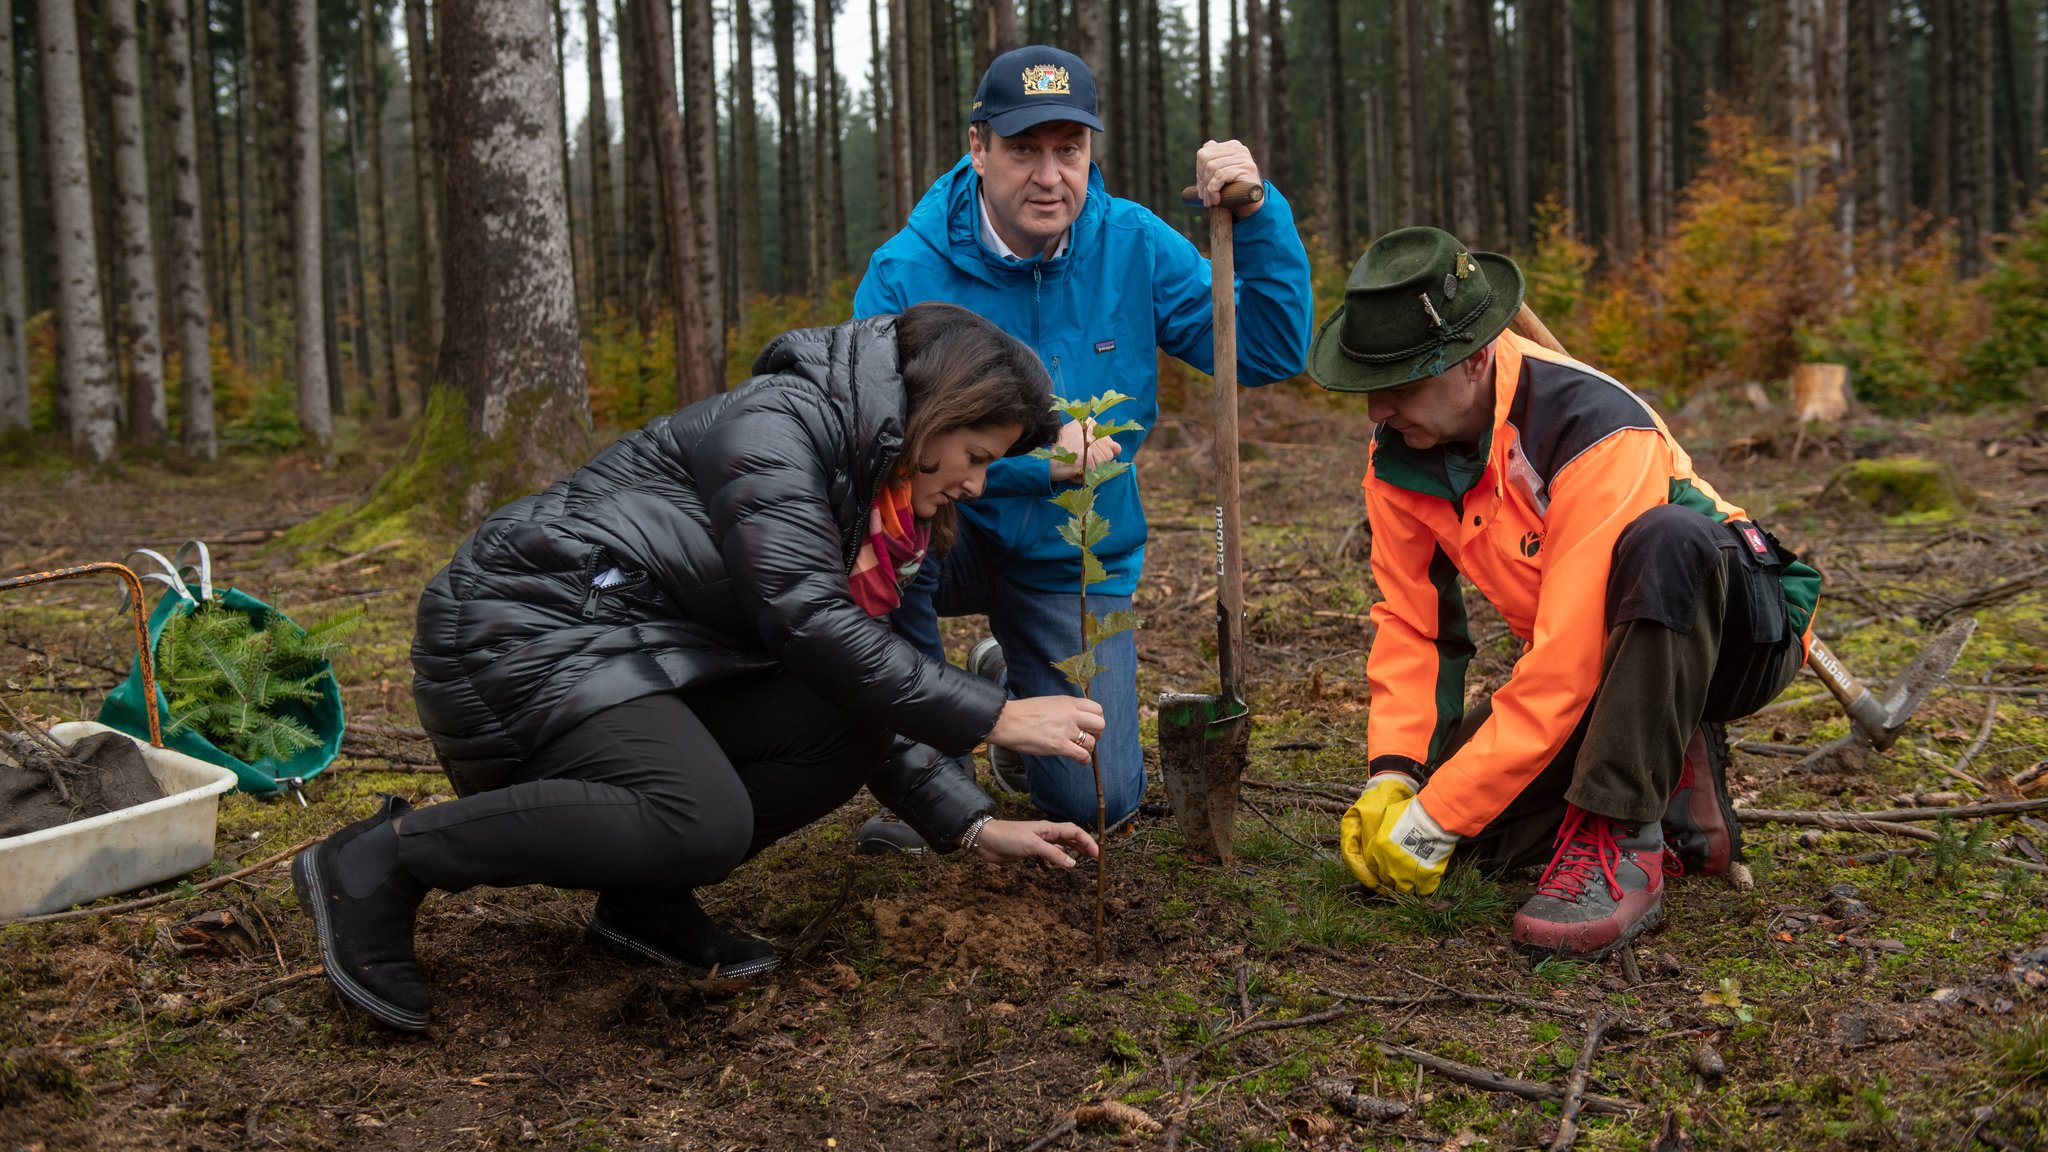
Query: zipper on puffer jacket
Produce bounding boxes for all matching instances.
[844,451,899,575]
[578,545,608,620]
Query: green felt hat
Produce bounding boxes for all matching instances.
[1307,227,1525,393]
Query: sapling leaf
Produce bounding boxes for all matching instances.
[1052,488,1093,518]
[1058,520,1088,550]
[1053,651,1103,691]
[1095,609,1146,639]
[1092,419,1141,439]
[1084,391,1135,416]
[1056,400,1095,422]
[1034,444,1081,466]
[1081,551,1109,588]
[1084,460,1132,488]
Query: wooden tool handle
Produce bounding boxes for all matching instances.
[1508,302,1570,357]
[1209,205,1246,704]
[1180,181,1266,210]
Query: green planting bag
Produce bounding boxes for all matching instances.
[98,547,346,796]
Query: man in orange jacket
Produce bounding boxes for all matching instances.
[1308,227,1822,958]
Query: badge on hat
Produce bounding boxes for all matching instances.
[1022,65,1072,94]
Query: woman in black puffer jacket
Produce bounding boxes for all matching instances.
[294,305,1107,1033]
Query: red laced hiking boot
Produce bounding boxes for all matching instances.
[1663,724,1741,877]
[1512,807,1665,959]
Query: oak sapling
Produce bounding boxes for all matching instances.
[1032,392,1146,961]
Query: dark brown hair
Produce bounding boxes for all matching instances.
[893,302,1059,552]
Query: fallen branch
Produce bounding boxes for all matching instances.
[1374,1041,1634,1117]
[786,860,859,964]
[1822,798,2048,822]
[1739,809,2048,874]
[1016,1117,1076,1152]
[307,538,407,576]
[1547,1011,1614,1150]
[1731,740,1816,758]
[1949,685,1998,781]
[12,835,323,925]
[1320,987,1586,1021]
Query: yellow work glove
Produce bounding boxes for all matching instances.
[1340,773,1417,884]
[1347,788,1460,896]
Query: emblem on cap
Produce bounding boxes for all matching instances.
[1021,65,1072,94]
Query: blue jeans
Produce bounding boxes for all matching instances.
[892,518,1143,829]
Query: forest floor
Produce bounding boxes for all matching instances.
[4,379,2048,1151]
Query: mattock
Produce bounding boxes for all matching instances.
[1505,305,1978,767]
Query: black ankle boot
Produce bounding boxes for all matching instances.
[586,890,781,978]
[293,795,432,1032]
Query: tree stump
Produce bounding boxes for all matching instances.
[1790,363,1851,424]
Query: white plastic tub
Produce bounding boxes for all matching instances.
[0,721,239,922]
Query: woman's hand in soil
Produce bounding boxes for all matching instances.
[970,819,1101,867]
[989,696,1106,763]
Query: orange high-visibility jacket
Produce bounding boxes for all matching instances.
[1363,331,1821,837]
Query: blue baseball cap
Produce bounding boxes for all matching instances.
[970,45,1104,137]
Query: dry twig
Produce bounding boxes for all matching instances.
[1548,1011,1614,1150]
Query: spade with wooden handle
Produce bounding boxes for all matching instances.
[1505,304,1975,753]
[1154,179,1263,862]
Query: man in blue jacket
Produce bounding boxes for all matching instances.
[852,45,1313,843]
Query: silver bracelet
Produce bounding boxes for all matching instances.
[956,814,994,854]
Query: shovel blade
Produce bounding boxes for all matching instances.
[1157,691,1251,861]
[1876,616,1978,747]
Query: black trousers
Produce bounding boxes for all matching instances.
[397,673,886,897]
[1446,505,1802,872]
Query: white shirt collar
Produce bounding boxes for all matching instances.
[976,188,1070,262]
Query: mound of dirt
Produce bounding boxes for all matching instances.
[866,886,1093,976]
[1,729,165,838]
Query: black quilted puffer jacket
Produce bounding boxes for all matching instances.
[411,316,1002,848]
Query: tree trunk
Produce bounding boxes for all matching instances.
[1147,0,1166,207]
[980,0,1018,73]
[1555,0,1578,229]
[188,0,225,362]
[618,0,660,324]
[1447,0,1479,240]
[1073,0,1103,86]
[159,0,215,455]
[359,0,401,418]
[290,0,330,446]
[1643,0,1670,241]
[434,0,591,522]
[1973,0,1994,250]
[1995,0,2031,211]
[683,0,724,373]
[1228,0,1244,139]
[342,66,373,398]
[1722,0,1751,102]
[812,0,836,294]
[1199,0,1213,145]
[1604,0,1640,257]
[1246,0,1267,162]
[43,0,119,461]
[772,0,804,293]
[735,0,766,299]
[1323,0,1348,247]
[635,0,716,403]
[584,0,617,308]
[106,0,165,445]
[1393,0,1418,224]
[258,2,296,350]
[872,0,893,247]
[888,0,912,223]
[1471,0,1506,246]
[550,0,580,321]
[0,0,28,434]
[405,0,444,389]
[1267,0,1292,192]
[935,0,961,169]
[1507,0,1529,245]
[237,9,262,366]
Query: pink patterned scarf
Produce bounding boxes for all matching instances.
[849,481,928,617]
